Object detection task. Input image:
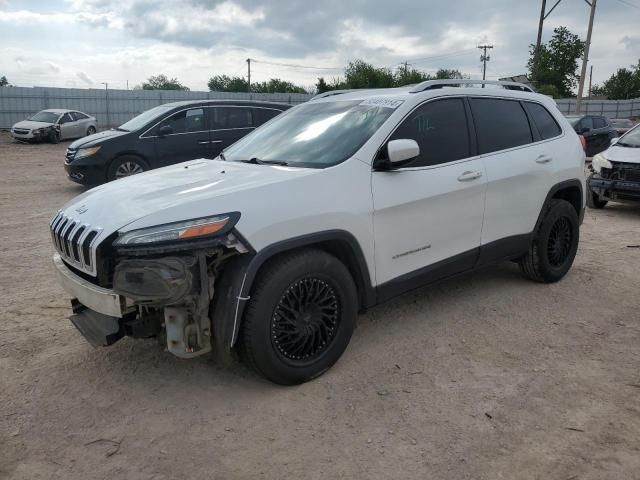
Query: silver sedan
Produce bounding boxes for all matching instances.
[11,109,98,143]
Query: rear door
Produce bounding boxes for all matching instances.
[209,106,255,157]
[471,97,552,255]
[71,112,90,136]
[153,107,209,166]
[372,97,486,289]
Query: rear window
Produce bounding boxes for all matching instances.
[525,102,562,140]
[470,98,533,154]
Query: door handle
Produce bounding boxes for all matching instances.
[457,171,483,182]
[536,155,552,164]
[210,140,223,144]
[198,140,211,145]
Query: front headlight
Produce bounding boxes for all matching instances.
[35,128,45,134]
[592,153,612,173]
[113,213,239,246]
[75,146,101,160]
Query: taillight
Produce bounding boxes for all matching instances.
[578,134,586,152]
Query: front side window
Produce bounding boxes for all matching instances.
[224,100,396,168]
[525,102,562,140]
[387,98,471,167]
[580,117,594,130]
[159,108,205,134]
[592,117,606,129]
[59,113,73,124]
[470,98,533,154]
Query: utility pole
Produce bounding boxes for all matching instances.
[576,0,597,114]
[477,45,494,84]
[246,58,251,93]
[535,0,564,54]
[588,65,593,99]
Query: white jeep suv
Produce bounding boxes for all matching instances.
[50,80,585,384]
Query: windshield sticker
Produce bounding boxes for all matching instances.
[360,98,404,109]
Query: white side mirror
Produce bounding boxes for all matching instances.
[387,139,420,165]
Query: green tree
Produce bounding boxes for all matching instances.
[343,60,395,89]
[251,78,307,94]
[0,75,9,87]
[141,74,189,91]
[528,26,585,98]
[394,67,431,87]
[597,60,640,99]
[208,75,249,92]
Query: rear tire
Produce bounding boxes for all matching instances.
[239,249,357,385]
[86,126,96,136]
[107,156,148,181]
[519,199,579,283]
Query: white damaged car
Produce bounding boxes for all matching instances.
[50,80,585,384]
[11,109,97,143]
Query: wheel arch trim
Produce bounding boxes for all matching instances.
[219,230,374,350]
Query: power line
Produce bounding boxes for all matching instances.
[389,48,477,68]
[612,0,640,9]
[249,58,342,71]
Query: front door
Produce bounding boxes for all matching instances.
[209,106,255,157]
[58,112,76,139]
[153,107,209,166]
[372,97,486,294]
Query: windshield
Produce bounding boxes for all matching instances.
[28,111,60,123]
[119,105,174,132]
[566,116,582,127]
[223,100,398,168]
[617,124,640,147]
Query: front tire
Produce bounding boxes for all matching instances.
[107,155,148,181]
[586,176,608,209]
[239,249,357,385]
[519,199,579,283]
[49,129,59,144]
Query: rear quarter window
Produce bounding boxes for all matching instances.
[254,108,283,126]
[470,98,533,154]
[524,102,562,140]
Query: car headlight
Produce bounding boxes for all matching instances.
[114,213,240,246]
[34,128,45,134]
[592,153,612,173]
[75,146,101,160]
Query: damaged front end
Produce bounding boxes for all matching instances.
[589,161,640,203]
[61,212,252,359]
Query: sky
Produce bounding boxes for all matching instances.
[0,0,639,92]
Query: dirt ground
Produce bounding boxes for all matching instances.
[1,132,639,480]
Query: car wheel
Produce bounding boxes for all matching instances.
[86,126,96,136]
[519,199,579,283]
[586,176,608,209]
[49,129,60,144]
[239,249,357,385]
[107,156,149,181]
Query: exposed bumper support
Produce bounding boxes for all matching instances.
[53,253,129,318]
[588,175,640,200]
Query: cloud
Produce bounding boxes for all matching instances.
[76,71,94,85]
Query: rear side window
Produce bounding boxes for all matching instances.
[525,102,562,140]
[159,108,205,134]
[212,107,254,129]
[388,98,471,167]
[580,117,594,130]
[59,113,73,124]
[470,98,533,154]
[592,117,607,129]
[255,108,283,125]
[72,112,89,120]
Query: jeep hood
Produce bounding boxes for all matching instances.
[57,159,319,240]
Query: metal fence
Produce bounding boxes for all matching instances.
[0,86,313,129]
[1,86,638,129]
[555,98,640,118]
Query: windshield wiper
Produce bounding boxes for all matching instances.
[115,127,129,132]
[616,141,640,148]
[240,157,289,166]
